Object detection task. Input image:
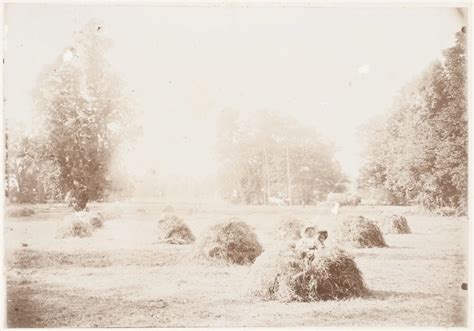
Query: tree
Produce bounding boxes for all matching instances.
[359,29,467,214]
[217,110,347,205]
[33,20,133,210]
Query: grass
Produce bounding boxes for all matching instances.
[4,201,469,327]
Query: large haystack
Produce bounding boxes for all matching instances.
[278,218,304,240]
[335,215,387,248]
[7,206,35,217]
[382,214,411,234]
[197,219,263,265]
[57,211,105,238]
[156,215,195,245]
[249,246,367,302]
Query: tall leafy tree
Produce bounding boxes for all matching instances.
[33,20,133,210]
[359,29,467,213]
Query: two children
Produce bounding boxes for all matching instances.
[294,225,328,261]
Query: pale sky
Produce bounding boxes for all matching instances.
[3,5,465,182]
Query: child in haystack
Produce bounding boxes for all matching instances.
[294,226,328,269]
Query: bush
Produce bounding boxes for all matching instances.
[249,246,367,302]
[381,214,411,234]
[197,218,263,265]
[278,218,303,240]
[7,206,35,217]
[334,215,387,248]
[156,215,195,245]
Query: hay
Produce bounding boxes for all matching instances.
[57,217,93,238]
[57,211,105,238]
[7,206,35,217]
[162,205,175,213]
[156,215,195,245]
[197,218,263,265]
[278,218,304,240]
[335,215,387,248]
[381,214,411,234]
[249,246,367,302]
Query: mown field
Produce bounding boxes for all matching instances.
[4,201,469,327]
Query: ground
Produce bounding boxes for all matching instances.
[4,202,469,327]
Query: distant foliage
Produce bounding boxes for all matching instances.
[358,30,467,214]
[32,20,134,210]
[5,133,62,203]
[217,110,347,205]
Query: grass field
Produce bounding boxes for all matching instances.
[4,201,469,327]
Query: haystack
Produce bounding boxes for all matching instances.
[57,217,93,238]
[197,218,263,265]
[162,205,175,213]
[335,215,387,248]
[278,218,304,240]
[57,211,105,238]
[381,214,411,234]
[156,215,195,245]
[249,246,367,302]
[7,206,35,217]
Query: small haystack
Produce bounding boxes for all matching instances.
[381,214,411,234]
[156,215,195,245]
[162,205,175,213]
[249,246,367,302]
[197,218,263,265]
[57,217,93,239]
[278,218,304,240]
[57,211,105,238]
[335,215,387,248]
[7,206,35,217]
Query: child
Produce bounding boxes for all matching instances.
[295,226,319,260]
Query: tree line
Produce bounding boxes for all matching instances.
[216,110,348,205]
[358,29,467,214]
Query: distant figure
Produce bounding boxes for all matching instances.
[331,202,340,216]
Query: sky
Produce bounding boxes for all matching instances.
[3,5,466,183]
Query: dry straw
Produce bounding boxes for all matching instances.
[278,218,304,240]
[7,206,35,217]
[335,215,387,248]
[381,214,411,234]
[196,218,263,265]
[156,214,195,245]
[249,246,367,302]
[57,211,105,238]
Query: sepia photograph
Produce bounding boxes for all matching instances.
[1,1,471,328]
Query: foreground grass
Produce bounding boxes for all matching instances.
[4,202,469,327]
